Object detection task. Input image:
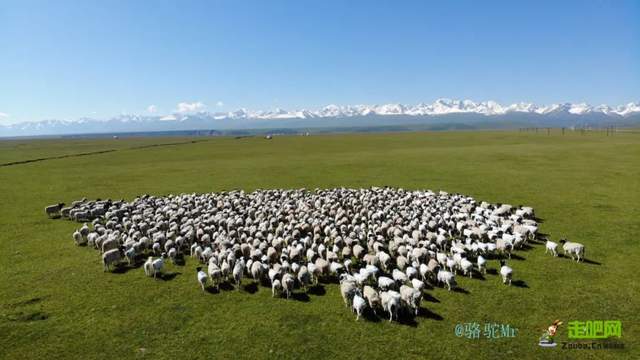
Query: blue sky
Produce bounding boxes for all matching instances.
[0,0,638,123]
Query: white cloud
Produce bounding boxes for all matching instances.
[147,105,158,113]
[0,112,8,119]
[216,101,224,107]
[177,101,206,113]
[159,114,177,121]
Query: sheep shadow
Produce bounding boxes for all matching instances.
[470,271,486,280]
[511,280,529,288]
[218,281,235,291]
[486,268,498,276]
[417,307,444,321]
[158,272,181,281]
[509,253,526,261]
[172,255,186,266]
[205,286,221,295]
[291,292,310,302]
[306,284,326,296]
[361,308,382,323]
[242,282,259,294]
[517,244,535,252]
[557,254,601,265]
[582,258,602,266]
[422,292,440,303]
[395,312,419,327]
[452,287,470,295]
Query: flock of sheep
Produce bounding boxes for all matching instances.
[46,187,586,322]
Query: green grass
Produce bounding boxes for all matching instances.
[1,131,638,359]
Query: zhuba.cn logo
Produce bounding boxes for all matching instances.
[539,320,624,350]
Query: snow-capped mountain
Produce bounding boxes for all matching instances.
[2,99,639,137]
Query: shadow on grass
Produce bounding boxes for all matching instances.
[417,307,444,321]
[557,254,601,265]
[205,286,220,295]
[395,312,418,327]
[159,272,181,281]
[307,284,326,296]
[512,280,528,288]
[243,282,259,294]
[471,271,486,280]
[517,243,535,252]
[452,287,470,295]
[291,292,310,302]
[219,282,235,291]
[486,268,498,275]
[423,293,440,303]
[361,308,382,323]
[510,253,526,261]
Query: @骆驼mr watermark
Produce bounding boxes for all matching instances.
[454,322,518,340]
[539,319,624,350]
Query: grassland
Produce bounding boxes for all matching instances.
[0,130,638,359]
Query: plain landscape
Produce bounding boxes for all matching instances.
[1,130,638,359]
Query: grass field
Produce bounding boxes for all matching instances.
[1,130,638,359]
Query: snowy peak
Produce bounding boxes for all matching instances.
[2,99,640,137]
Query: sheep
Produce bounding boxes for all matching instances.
[545,240,558,257]
[297,266,311,290]
[100,237,118,254]
[250,261,263,282]
[73,230,86,246]
[125,247,136,265]
[62,188,540,321]
[477,255,487,274]
[272,279,282,297]
[208,260,222,290]
[45,203,65,218]
[102,247,124,272]
[460,258,473,278]
[282,273,295,299]
[196,267,208,291]
[559,239,584,262]
[499,260,513,285]
[380,290,401,322]
[352,293,367,320]
[143,256,154,277]
[400,285,422,316]
[437,270,456,291]
[411,278,425,293]
[363,285,381,314]
[377,276,395,291]
[340,279,358,307]
[151,254,166,278]
[233,260,244,289]
[392,268,408,284]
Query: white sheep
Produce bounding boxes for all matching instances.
[102,247,124,272]
[477,255,487,274]
[272,279,282,297]
[352,293,367,320]
[400,285,422,316]
[380,290,401,322]
[559,239,584,262]
[282,273,295,299]
[499,260,513,285]
[363,285,381,314]
[340,279,358,307]
[460,258,473,278]
[545,240,558,257]
[196,267,208,291]
[437,269,456,291]
[377,276,395,291]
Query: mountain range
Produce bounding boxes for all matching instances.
[2,99,639,137]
